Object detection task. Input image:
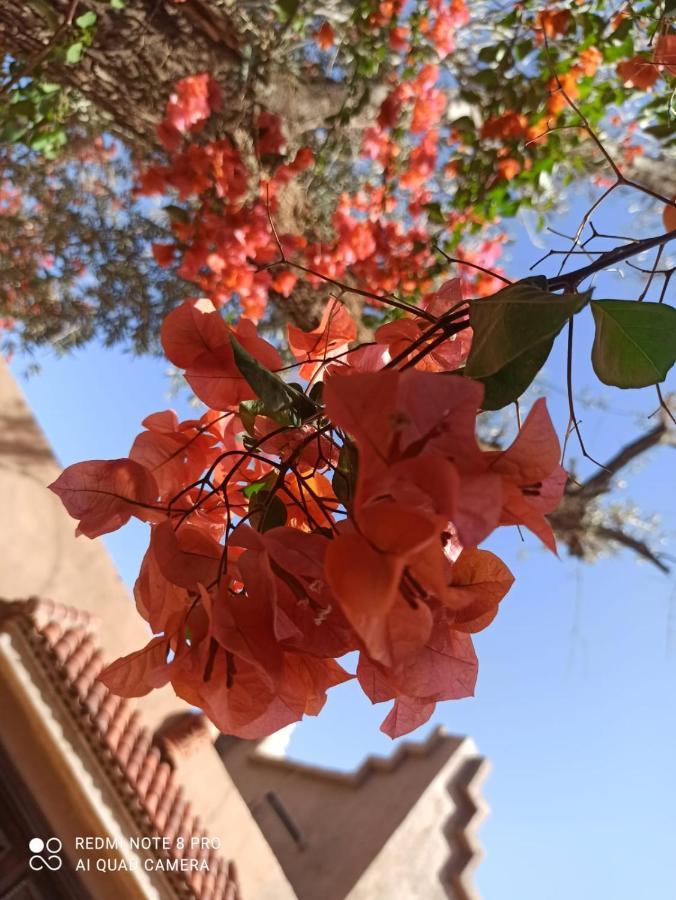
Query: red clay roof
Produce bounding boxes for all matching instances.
[0,597,240,900]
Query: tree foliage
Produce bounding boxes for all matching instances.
[1,0,676,347]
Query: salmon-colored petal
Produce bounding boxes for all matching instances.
[381,697,436,738]
[444,548,514,629]
[160,298,228,368]
[134,545,189,633]
[453,472,503,547]
[325,532,404,655]
[49,458,160,538]
[151,520,223,590]
[359,500,441,556]
[500,482,558,553]
[488,398,561,482]
[99,636,170,698]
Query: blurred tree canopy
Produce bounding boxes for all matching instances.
[1,0,675,351]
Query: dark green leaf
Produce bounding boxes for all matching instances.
[238,399,267,436]
[465,279,590,378]
[478,45,499,63]
[423,202,446,225]
[332,440,358,507]
[249,491,287,532]
[590,300,676,388]
[275,0,300,23]
[231,335,316,425]
[309,381,324,404]
[164,204,190,225]
[478,335,554,410]
[331,470,350,507]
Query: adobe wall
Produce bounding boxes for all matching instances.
[0,358,180,728]
[220,733,484,900]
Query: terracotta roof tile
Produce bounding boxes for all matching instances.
[0,598,241,900]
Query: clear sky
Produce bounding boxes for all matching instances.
[9,188,676,900]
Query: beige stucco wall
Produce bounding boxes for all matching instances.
[0,357,179,728]
[0,627,170,900]
[346,742,488,900]
[220,733,485,900]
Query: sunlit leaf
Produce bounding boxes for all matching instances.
[590,300,676,388]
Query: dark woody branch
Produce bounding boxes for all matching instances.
[547,229,676,293]
[550,405,675,573]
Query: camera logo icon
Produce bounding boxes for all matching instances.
[28,837,63,871]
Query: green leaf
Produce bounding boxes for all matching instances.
[231,335,317,425]
[465,279,590,378]
[110,0,125,8]
[332,440,358,507]
[249,491,287,532]
[423,201,446,225]
[65,42,84,64]
[309,381,324,404]
[8,99,37,118]
[75,10,97,29]
[28,126,66,155]
[163,204,190,225]
[590,300,676,388]
[478,335,555,411]
[478,45,499,63]
[242,475,274,499]
[275,0,300,23]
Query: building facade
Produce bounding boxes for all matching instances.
[0,358,488,899]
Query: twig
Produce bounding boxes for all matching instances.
[565,318,609,470]
[655,385,676,428]
[434,245,512,285]
[573,420,671,501]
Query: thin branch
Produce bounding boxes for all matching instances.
[434,245,512,285]
[573,420,671,501]
[656,385,676,427]
[263,200,436,322]
[565,318,609,470]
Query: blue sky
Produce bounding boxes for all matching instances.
[9,187,676,899]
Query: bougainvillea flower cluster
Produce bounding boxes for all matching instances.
[51,282,567,739]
